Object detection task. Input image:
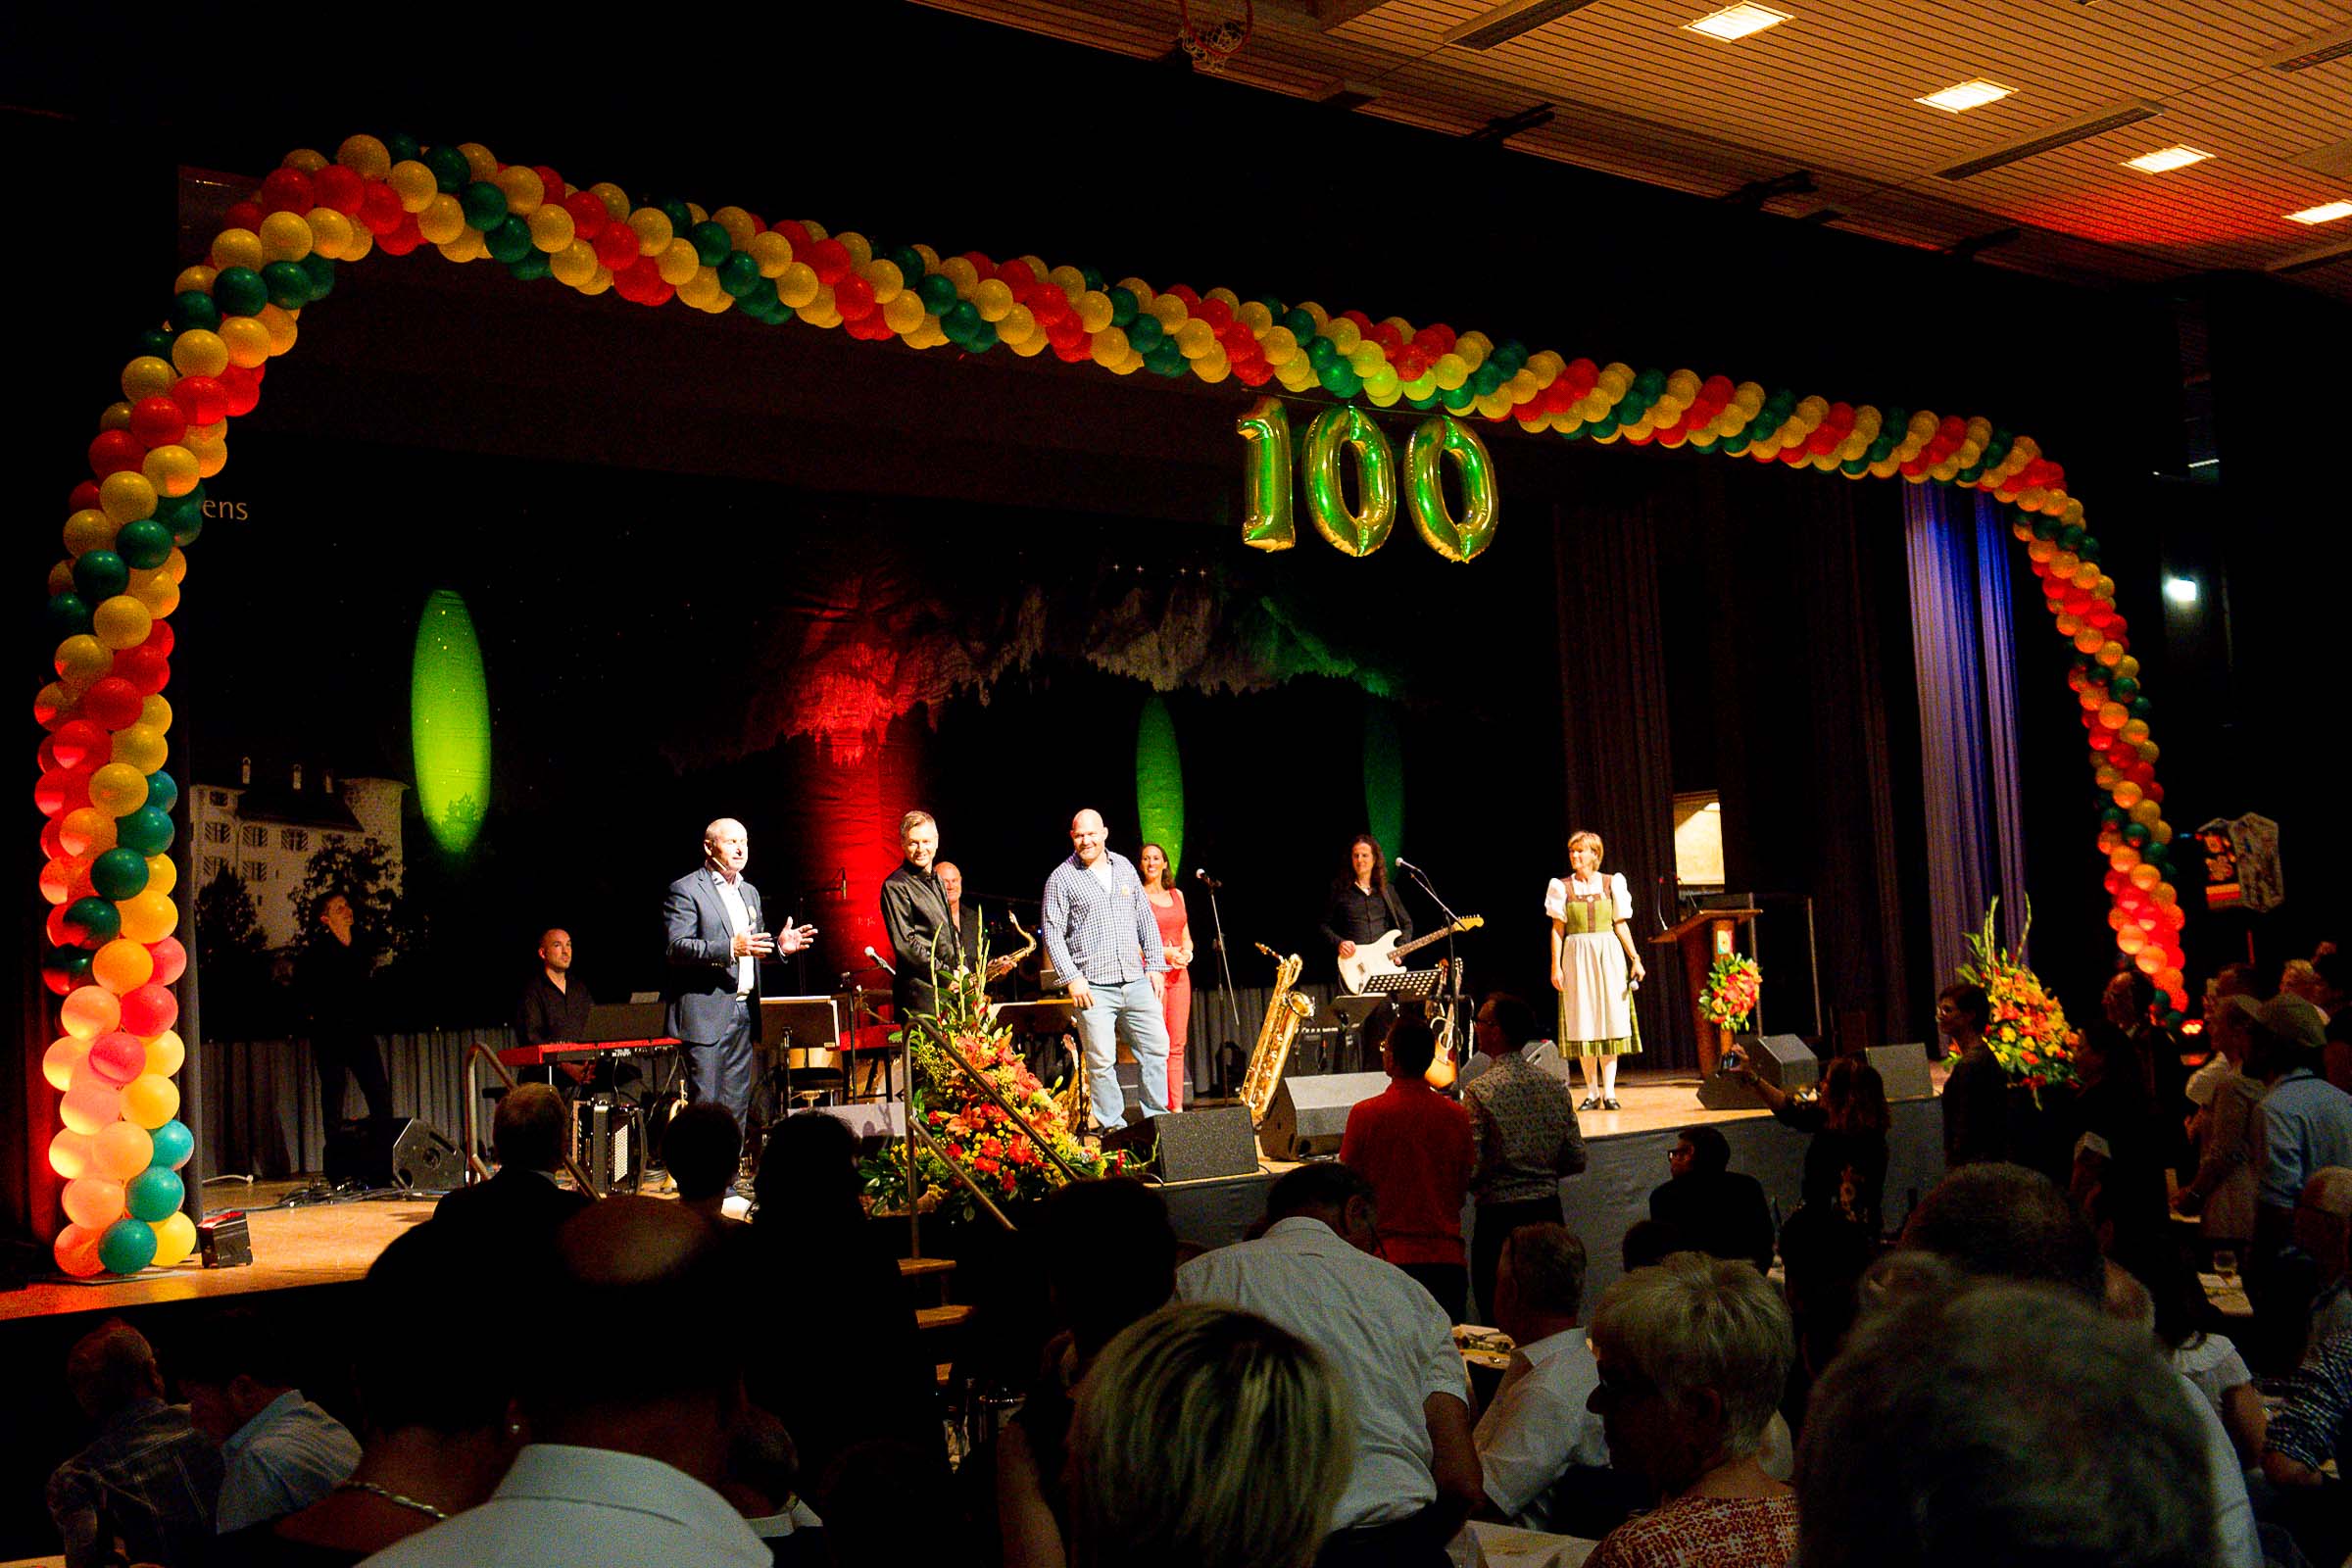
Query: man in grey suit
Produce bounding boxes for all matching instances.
[662,818,815,1129]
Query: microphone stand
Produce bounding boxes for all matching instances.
[1403,863,1469,1074]
[1200,878,1246,1091]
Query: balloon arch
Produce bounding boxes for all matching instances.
[29,131,2187,1276]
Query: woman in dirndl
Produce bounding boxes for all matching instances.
[1546,829,1645,1111]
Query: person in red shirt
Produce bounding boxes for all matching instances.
[1343,1014,1477,1322]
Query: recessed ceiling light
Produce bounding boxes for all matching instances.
[1917,78,2015,113]
[2287,199,2352,224]
[2125,145,2211,173]
[1685,4,1791,41]
[2164,576,2200,605]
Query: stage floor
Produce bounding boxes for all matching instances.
[3,1065,1945,1325]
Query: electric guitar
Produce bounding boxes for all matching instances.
[1336,915,1485,995]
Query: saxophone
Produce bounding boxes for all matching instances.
[1243,945,1315,1127]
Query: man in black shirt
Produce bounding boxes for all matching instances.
[879,810,961,1026]
[515,927,595,1047]
[1319,833,1413,978]
[298,892,392,1124]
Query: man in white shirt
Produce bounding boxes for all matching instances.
[362,1198,770,1567]
[1176,1162,1481,1568]
[662,817,815,1129]
[1472,1223,1610,1533]
[178,1310,359,1534]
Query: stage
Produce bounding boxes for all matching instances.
[2,1065,1949,1329]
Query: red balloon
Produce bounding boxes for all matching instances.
[52,719,109,769]
[149,935,189,986]
[88,1032,146,1084]
[767,219,810,247]
[141,620,174,657]
[1166,283,1200,308]
[88,429,146,477]
[37,735,61,770]
[81,677,145,730]
[46,905,75,948]
[70,479,103,513]
[833,273,877,321]
[804,237,854,285]
[218,365,262,417]
[113,647,171,696]
[532,166,564,201]
[171,376,228,427]
[41,816,70,859]
[259,166,315,215]
[35,769,86,817]
[592,221,639,270]
[1195,296,1234,329]
[377,215,424,256]
[313,164,367,215]
[563,190,609,240]
[995,259,1035,290]
[127,397,187,450]
[359,181,407,235]
[120,984,178,1038]
[223,198,265,232]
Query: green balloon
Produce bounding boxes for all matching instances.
[90,848,151,901]
[384,131,421,165]
[116,517,173,569]
[688,220,732,268]
[1405,412,1499,563]
[298,253,336,300]
[99,1217,159,1276]
[67,896,122,948]
[1127,314,1163,351]
[507,251,552,283]
[125,1167,182,1223]
[146,770,180,814]
[133,327,174,360]
[74,550,128,603]
[656,198,693,233]
[156,494,204,546]
[459,180,509,231]
[1106,286,1138,328]
[484,217,533,264]
[423,145,471,193]
[718,252,763,298]
[917,273,958,314]
[1300,406,1396,558]
[116,807,175,857]
[262,261,312,310]
[171,291,221,333]
[47,592,91,638]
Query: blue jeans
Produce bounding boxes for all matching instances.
[1073,976,1170,1128]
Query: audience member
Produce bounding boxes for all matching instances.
[1644,1126,1773,1276]
[1582,1252,1796,1568]
[2260,1329,2352,1565]
[45,1319,222,1568]
[223,1224,522,1564]
[2104,968,2193,1179]
[1936,980,2011,1167]
[715,1406,825,1566]
[2288,1164,2352,1362]
[740,1111,941,1496]
[663,1102,744,1225]
[1796,1278,2218,1568]
[1899,1162,2260,1568]
[2175,993,2266,1256]
[2250,996,2352,1259]
[1065,1303,1353,1568]
[2316,948,2352,1091]
[1177,1162,1481,1568]
[2066,1017,2173,1287]
[1460,992,1589,1324]
[1341,1016,1475,1322]
[998,1177,1179,1567]
[431,1083,590,1244]
[2148,1249,2267,1468]
[360,1198,768,1566]
[1619,1219,1686,1274]
[1735,1055,1888,1306]
[2185,962,2260,1110]
[2278,957,2329,1014]
[1472,1224,1614,1534]
[176,1308,359,1536]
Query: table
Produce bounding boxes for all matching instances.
[1451,1521,1596,1568]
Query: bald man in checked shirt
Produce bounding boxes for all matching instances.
[1041,808,1169,1132]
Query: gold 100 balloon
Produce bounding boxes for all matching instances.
[1236,398,1498,564]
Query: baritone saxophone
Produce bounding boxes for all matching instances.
[1243,945,1315,1127]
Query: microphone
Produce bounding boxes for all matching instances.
[1396,857,1423,876]
[863,945,898,977]
[1195,868,1224,890]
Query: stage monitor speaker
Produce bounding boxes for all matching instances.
[1694,1034,1817,1111]
[325,1116,461,1191]
[803,1101,906,1143]
[1259,1072,1388,1161]
[1869,1043,1935,1102]
[1152,1105,1259,1183]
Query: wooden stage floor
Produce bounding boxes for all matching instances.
[2,1065,1943,1326]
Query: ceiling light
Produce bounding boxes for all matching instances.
[2125,145,2211,173]
[2287,200,2352,224]
[2164,576,2200,605]
[1917,78,2014,113]
[1686,4,1790,41]
[1440,0,1598,50]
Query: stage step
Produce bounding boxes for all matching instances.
[918,1303,976,1332]
[898,1255,956,1282]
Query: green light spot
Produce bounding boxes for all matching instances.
[410,589,491,856]
[1135,694,1183,881]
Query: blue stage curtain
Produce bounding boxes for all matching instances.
[1904,487,2030,998]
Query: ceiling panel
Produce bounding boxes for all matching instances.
[914,0,2352,300]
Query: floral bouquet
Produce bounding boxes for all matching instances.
[860,935,1127,1222]
[1957,898,2077,1097]
[1698,953,1762,1031]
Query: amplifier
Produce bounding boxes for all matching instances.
[571,1096,643,1197]
[1259,1071,1389,1161]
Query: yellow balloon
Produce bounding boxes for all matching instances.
[151,1211,198,1267]
[93,595,154,651]
[65,509,116,557]
[93,1121,154,1182]
[141,445,202,498]
[60,985,122,1041]
[550,241,598,286]
[62,807,117,856]
[493,164,545,214]
[258,210,315,264]
[113,723,170,774]
[100,470,158,525]
[628,207,673,256]
[49,1127,94,1179]
[657,238,700,286]
[417,193,466,246]
[120,891,179,945]
[55,634,113,684]
[87,762,148,815]
[122,1074,181,1130]
[528,205,575,254]
[210,227,265,272]
[140,694,173,730]
[145,1028,186,1077]
[129,568,180,618]
[93,937,154,993]
[305,208,355,259]
[338,134,392,179]
[145,854,177,898]
[43,1038,89,1092]
[121,356,176,404]
[388,160,437,211]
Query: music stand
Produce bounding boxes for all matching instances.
[760,997,848,1113]
[1361,969,1442,1002]
[1324,994,1393,1075]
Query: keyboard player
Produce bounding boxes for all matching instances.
[515,927,595,1084]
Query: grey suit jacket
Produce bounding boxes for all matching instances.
[663,866,763,1044]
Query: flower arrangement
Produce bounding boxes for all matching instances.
[1957,898,2077,1097]
[1698,953,1762,1031]
[859,940,1127,1222]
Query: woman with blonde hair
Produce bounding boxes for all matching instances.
[1065,1302,1353,1568]
[1547,829,1645,1111]
[1584,1252,1798,1568]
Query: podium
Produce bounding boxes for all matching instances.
[1648,906,1761,1075]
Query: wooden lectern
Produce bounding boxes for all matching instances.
[1649,906,1761,1075]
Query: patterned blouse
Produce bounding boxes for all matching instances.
[1587,1494,1799,1568]
[1462,1053,1590,1205]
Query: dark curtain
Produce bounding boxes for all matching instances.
[1552,483,1690,1069]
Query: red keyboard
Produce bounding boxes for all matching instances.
[498,1037,680,1067]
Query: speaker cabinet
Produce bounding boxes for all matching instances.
[1259,1072,1389,1161]
[1868,1043,1935,1102]
[1695,1035,1818,1110]
[326,1116,463,1192]
[1153,1105,1259,1183]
